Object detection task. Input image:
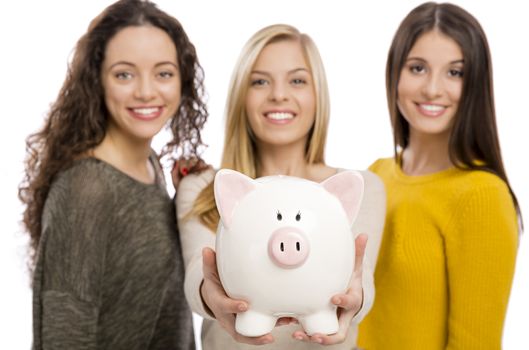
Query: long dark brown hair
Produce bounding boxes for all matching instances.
[19,0,208,272]
[386,2,522,229]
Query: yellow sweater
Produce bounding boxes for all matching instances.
[357,158,518,350]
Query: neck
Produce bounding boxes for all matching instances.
[402,130,453,176]
[254,140,336,182]
[92,125,155,183]
[256,141,310,178]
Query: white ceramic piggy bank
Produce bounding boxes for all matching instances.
[214,169,364,337]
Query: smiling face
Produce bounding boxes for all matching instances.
[101,25,181,142]
[245,39,316,150]
[397,30,464,140]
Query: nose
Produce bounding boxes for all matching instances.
[268,81,288,102]
[268,227,310,269]
[134,76,156,101]
[422,72,443,99]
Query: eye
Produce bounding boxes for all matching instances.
[291,78,306,85]
[115,71,133,80]
[276,211,282,221]
[448,68,464,78]
[295,211,301,221]
[409,64,426,74]
[251,78,268,86]
[158,71,174,79]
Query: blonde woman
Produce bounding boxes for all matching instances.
[177,24,385,349]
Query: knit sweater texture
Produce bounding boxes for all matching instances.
[357,158,518,349]
[32,157,195,350]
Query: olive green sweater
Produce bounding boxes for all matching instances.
[32,157,195,350]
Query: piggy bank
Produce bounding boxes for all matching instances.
[214,169,364,336]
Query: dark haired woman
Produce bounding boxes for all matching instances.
[358,2,521,349]
[18,0,207,348]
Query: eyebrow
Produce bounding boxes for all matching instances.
[250,67,310,76]
[108,61,178,70]
[406,57,464,65]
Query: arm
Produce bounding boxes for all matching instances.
[444,180,518,348]
[176,170,276,345]
[293,170,386,345]
[176,169,217,318]
[35,176,110,349]
[349,170,386,322]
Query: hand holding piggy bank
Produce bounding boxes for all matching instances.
[214,169,364,337]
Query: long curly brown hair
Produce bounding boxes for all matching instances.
[18,0,208,273]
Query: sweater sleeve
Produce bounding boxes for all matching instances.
[350,170,386,324]
[444,177,518,349]
[176,169,217,319]
[35,174,111,350]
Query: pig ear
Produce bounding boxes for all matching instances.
[214,169,258,228]
[321,171,364,225]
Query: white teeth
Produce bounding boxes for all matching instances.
[133,107,159,115]
[420,104,445,112]
[266,112,294,120]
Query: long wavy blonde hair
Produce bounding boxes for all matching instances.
[192,24,331,231]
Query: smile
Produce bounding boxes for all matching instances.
[416,103,447,117]
[128,106,163,120]
[265,112,295,121]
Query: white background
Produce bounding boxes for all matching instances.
[1,1,527,348]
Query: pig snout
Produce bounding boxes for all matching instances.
[268,227,310,268]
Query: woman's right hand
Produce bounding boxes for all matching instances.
[201,247,275,345]
[171,157,210,190]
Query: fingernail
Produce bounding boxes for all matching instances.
[334,297,341,304]
[238,303,247,311]
[295,335,303,341]
[314,337,323,343]
[180,167,189,176]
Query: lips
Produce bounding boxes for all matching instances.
[128,106,163,120]
[415,103,447,117]
[263,111,296,124]
[266,112,294,120]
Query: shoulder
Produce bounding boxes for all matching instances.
[358,169,385,193]
[368,157,394,174]
[442,170,517,235]
[308,163,338,182]
[445,170,518,242]
[176,167,216,217]
[47,159,116,209]
[41,160,118,242]
[459,169,508,188]
[178,167,215,199]
[455,170,513,206]
[335,168,386,219]
[337,167,385,196]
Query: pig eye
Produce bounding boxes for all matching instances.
[295,211,301,221]
[276,211,282,221]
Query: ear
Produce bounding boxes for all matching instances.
[321,170,364,225]
[214,169,258,228]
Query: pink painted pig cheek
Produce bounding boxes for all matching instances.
[268,227,310,268]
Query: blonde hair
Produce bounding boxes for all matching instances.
[192,24,331,231]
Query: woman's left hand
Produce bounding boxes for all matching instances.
[292,233,368,345]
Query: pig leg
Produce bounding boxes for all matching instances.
[235,309,277,337]
[299,307,339,336]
